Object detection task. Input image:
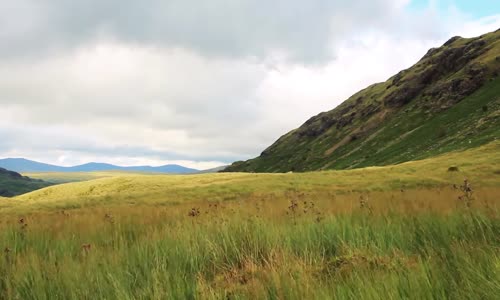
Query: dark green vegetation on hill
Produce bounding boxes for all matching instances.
[225,30,500,172]
[0,168,52,197]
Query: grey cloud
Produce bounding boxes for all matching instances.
[0,47,268,148]
[1,0,406,63]
[0,47,272,162]
[0,124,238,163]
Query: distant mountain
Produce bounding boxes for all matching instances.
[0,158,199,174]
[0,167,52,197]
[224,29,500,173]
[0,158,64,172]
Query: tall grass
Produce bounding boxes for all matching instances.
[1,195,498,299]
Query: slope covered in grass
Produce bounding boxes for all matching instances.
[225,30,500,172]
[3,141,498,212]
[0,168,52,197]
[23,171,144,184]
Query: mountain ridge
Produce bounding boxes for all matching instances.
[0,158,199,174]
[224,29,500,173]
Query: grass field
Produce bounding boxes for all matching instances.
[22,171,153,184]
[1,142,499,299]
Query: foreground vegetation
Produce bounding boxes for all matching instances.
[1,203,499,299]
[0,143,499,299]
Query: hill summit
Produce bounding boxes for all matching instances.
[224,29,500,172]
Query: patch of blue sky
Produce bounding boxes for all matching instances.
[407,0,500,18]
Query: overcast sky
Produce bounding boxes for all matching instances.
[0,0,499,169]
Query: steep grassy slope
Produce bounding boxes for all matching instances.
[225,30,500,172]
[0,168,52,197]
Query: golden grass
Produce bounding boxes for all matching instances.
[23,171,152,183]
[2,141,498,213]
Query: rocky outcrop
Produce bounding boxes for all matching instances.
[423,62,488,110]
[297,112,338,138]
[385,36,490,108]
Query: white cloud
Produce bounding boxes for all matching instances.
[450,14,500,37]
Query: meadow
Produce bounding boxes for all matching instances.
[0,142,499,299]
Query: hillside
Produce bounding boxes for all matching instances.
[0,158,198,174]
[3,141,497,212]
[224,29,500,172]
[0,167,52,197]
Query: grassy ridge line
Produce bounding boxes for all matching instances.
[3,141,499,212]
[24,169,217,184]
[22,170,170,184]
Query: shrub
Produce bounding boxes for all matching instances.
[437,127,447,138]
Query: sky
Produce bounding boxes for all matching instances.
[0,0,499,170]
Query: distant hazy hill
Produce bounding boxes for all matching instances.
[196,166,228,174]
[225,29,500,172]
[0,158,199,174]
[0,167,52,197]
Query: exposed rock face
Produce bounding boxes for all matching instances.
[384,86,422,107]
[423,62,488,110]
[297,113,338,138]
[385,37,489,108]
